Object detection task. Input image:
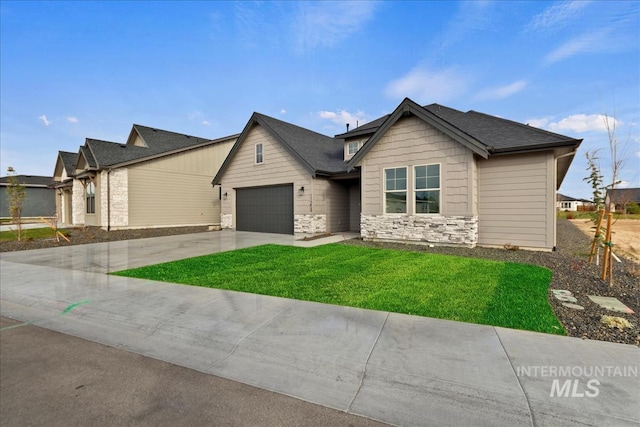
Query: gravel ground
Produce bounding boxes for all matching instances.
[1,221,638,345]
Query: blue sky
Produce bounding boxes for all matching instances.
[1,0,638,199]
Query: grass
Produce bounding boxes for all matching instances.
[557,210,640,220]
[0,227,69,242]
[112,244,564,335]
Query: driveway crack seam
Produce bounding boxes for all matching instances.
[211,305,291,367]
[346,311,389,413]
[494,328,535,427]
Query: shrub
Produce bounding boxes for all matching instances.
[626,201,640,215]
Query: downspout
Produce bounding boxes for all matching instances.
[553,149,578,251]
[107,168,111,231]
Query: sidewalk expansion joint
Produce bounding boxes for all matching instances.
[346,311,389,413]
[493,328,535,427]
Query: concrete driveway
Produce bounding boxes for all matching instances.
[1,230,639,426]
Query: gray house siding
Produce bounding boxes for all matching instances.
[357,115,478,245]
[477,151,555,250]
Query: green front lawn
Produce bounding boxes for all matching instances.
[112,244,563,334]
[0,227,69,242]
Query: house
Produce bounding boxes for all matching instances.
[52,124,238,230]
[0,175,55,219]
[213,98,582,251]
[51,151,78,224]
[556,193,591,211]
[606,188,640,213]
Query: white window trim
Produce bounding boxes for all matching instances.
[414,163,441,215]
[348,141,360,155]
[255,143,263,164]
[383,166,408,214]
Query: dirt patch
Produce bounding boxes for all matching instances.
[569,219,640,264]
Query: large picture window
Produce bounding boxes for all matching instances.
[86,181,96,214]
[384,167,407,213]
[415,164,440,214]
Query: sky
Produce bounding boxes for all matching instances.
[1,0,638,199]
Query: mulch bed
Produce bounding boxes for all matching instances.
[1,222,638,345]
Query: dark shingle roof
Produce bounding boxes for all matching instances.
[0,175,53,186]
[557,193,590,202]
[335,114,389,139]
[77,125,237,170]
[424,104,580,152]
[256,114,346,174]
[80,145,97,168]
[607,188,640,204]
[338,102,581,153]
[59,151,78,177]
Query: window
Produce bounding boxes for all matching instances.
[384,167,407,213]
[348,141,360,155]
[86,181,95,214]
[415,164,440,214]
[255,143,263,164]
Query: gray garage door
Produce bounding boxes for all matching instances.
[236,184,294,234]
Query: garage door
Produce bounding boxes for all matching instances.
[236,184,294,234]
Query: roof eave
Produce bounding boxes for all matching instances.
[489,139,582,155]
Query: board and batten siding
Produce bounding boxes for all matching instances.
[477,151,555,250]
[127,140,234,227]
[359,116,475,216]
[219,125,312,228]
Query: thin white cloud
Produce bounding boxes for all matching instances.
[318,109,368,128]
[531,114,622,133]
[527,1,590,33]
[475,80,528,100]
[526,118,550,128]
[384,66,470,103]
[38,115,51,126]
[67,116,78,123]
[544,30,610,63]
[280,109,287,115]
[293,1,376,53]
[202,120,211,126]
[438,1,494,52]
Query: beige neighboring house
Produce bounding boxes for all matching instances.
[213,98,582,251]
[52,124,237,230]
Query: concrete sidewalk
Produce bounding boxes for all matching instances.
[1,316,386,426]
[1,230,639,426]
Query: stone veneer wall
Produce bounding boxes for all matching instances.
[72,180,85,225]
[361,215,478,246]
[294,214,326,234]
[221,213,232,229]
[100,169,128,228]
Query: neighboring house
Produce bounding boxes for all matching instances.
[213,98,582,251]
[51,151,78,224]
[52,124,238,230]
[0,175,55,218]
[606,188,640,213]
[556,193,591,211]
